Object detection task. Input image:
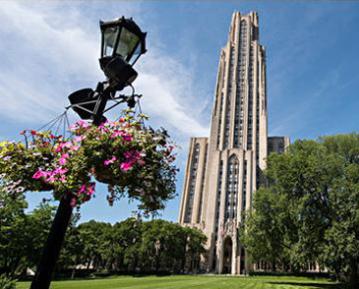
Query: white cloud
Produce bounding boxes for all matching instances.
[0,2,209,138]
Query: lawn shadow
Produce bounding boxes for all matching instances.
[268,281,343,289]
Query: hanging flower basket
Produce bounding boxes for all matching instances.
[0,111,177,213]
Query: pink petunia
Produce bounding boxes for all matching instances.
[55,142,72,153]
[77,183,96,197]
[74,135,86,143]
[32,169,48,179]
[110,130,123,138]
[104,156,117,166]
[46,173,56,183]
[69,120,90,131]
[120,162,133,171]
[77,120,90,128]
[87,183,95,196]
[124,150,140,160]
[122,134,132,142]
[53,167,68,176]
[59,153,69,165]
[78,184,87,195]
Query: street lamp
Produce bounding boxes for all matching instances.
[68,17,146,124]
[31,17,146,289]
[100,17,146,90]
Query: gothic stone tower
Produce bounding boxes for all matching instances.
[178,11,289,274]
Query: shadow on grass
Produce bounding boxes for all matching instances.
[268,281,342,289]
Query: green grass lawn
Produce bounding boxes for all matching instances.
[17,275,343,289]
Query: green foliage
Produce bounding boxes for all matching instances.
[0,186,28,277]
[64,218,207,274]
[0,191,55,278]
[240,188,291,271]
[0,196,206,278]
[0,274,16,289]
[24,203,56,269]
[241,133,359,287]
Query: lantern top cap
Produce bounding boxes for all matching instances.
[99,16,147,54]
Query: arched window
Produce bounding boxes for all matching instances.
[225,155,239,220]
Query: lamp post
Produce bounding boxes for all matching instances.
[30,17,146,289]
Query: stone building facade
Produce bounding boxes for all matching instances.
[178,11,289,274]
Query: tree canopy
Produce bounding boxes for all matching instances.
[240,133,359,287]
[0,196,207,277]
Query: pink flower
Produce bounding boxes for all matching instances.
[104,156,117,166]
[46,174,56,183]
[32,169,48,179]
[74,135,86,143]
[122,134,132,142]
[111,130,123,138]
[53,167,68,175]
[87,183,95,196]
[124,150,141,160]
[78,184,87,195]
[77,183,96,197]
[55,142,71,153]
[120,162,133,171]
[77,120,90,128]
[69,120,90,131]
[59,153,69,165]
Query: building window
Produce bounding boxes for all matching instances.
[214,160,223,240]
[224,47,235,149]
[242,160,247,216]
[234,20,248,148]
[197,144,208,223]
[184,143,200,223]
[225,155,239,220]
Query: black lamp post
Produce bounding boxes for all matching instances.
[30,17,146,289]
[68,16,146,125]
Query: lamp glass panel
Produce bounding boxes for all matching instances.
[129,43,142,65]
[103,26,119,57]
[116,27,140,61]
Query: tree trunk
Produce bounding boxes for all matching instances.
[71,268,76,279]
[30,195,73,289]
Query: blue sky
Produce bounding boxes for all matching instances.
[1,1,358,224]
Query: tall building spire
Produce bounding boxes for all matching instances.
[179,11,288,275]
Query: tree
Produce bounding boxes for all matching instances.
[24,204,56,270]
[0,185,28,277]
[320,134,359,287]
[240,188,291,271]
[241,133,359,287]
